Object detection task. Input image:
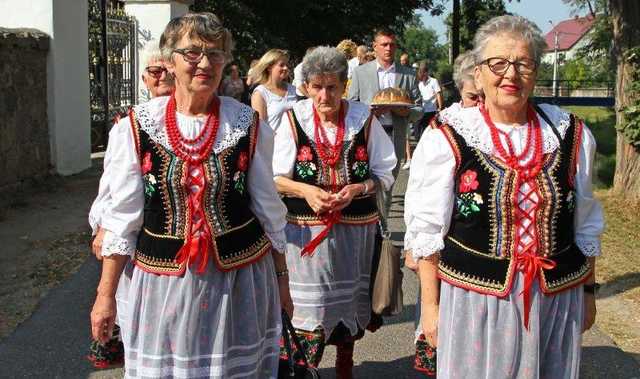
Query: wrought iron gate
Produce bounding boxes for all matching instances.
[89,0,138,151]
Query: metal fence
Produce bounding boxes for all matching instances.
[88,0,138,152]
[533,79,615,98]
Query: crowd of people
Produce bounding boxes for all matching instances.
[88,10,604,379]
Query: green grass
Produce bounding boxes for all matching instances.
[565,106,617,188]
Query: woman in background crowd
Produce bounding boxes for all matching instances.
[220,63,245,100]
[250,49,297,130]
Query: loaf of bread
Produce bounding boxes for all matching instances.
[371,88,412,106]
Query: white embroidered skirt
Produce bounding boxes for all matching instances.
[284,222,377,338]
[432,272,584,379]
[115,256,281,379]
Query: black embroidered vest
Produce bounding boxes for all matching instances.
[282,109,378,225]
[128,104,271,275]
[436,114,591,296]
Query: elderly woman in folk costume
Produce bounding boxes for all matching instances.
[273,46,396,379]
[405,15,604,378]
[87,44,175,369]
[89,12,292,378]
[406,50,483,377]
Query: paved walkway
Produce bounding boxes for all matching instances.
[0,163,638,378]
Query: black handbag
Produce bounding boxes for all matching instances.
[278,311,320,379]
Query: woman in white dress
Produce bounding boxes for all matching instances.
[250,49,297,131]
[273,47,396,379]
[405,15,604,378]
[89,12,292,378]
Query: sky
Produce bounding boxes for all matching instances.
[418,0,580,43]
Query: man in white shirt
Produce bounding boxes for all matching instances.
[415,61,444,140]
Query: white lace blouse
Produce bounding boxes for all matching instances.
[404,103,604,260]
[272,98,397,191]
[97,96,288,257]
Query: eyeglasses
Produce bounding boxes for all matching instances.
[480,57,537,76]
[145,66,167,78]
[173,47,226,64]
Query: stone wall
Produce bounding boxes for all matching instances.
[0,28,50,191]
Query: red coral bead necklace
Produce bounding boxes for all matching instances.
[313,101,346,168]
[165,93,221,164]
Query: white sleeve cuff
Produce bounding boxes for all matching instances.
[405,231,444,260]
[575,237,601,257]
[267,230,288,255]
[101,230,137,257]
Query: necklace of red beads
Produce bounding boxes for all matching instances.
[164,93,221,273]
[313,101,346,168]
[165,94,220,163]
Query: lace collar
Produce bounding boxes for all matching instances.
[437,103,572,155]
[292,98,371,141]
[133,95,254,154]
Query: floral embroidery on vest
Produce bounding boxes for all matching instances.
[233,151,249,194]
[351,145,369,178]
[456,169,483,217]
[295,145,317,179]
[141,151,157,197]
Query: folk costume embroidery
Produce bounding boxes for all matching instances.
[127,96,271,275]
[434,104,591,327]
[283,104,379,256]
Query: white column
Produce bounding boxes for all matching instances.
[0,0,91,175]
[124,0,193,99]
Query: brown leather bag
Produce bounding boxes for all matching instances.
[371,237,404,315]
[370,177,404,316]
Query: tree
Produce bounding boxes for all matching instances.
[445,0,509,59]
[397,19,446,67]
[610,0,640,198]
[190,0,445,66]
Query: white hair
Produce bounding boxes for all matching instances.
[471,15,547,66]
[301,46,348,83]
[141,44,164,68]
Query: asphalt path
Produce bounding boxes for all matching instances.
[0,167,638,378]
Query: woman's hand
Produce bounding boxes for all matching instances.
[278,275,294,318]
[405,253,418,272]
[421,303,439,347]
[332,184,364,212]
[90,293,117,344]
[583,292,597,333]
[303,186,335,214]
[92,227,106,261]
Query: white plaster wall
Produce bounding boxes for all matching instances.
[0,0,91,175]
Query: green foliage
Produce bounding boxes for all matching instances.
[445,0,508,52]
[397,19,446,67]
[566,106,617,187]
[190,0,441,66]
[562,55,612,83]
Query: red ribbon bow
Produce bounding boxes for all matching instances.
[516,253,557,329]
[300,211,342,257]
